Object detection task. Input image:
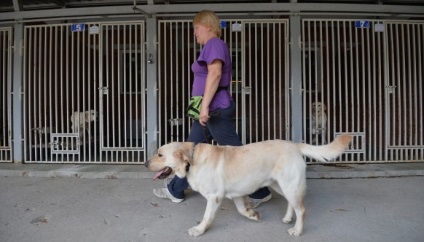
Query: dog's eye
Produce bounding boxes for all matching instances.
[158,153,163,157]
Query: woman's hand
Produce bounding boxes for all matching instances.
[200,59,222,126]
[199,106,210,126]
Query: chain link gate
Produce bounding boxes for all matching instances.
[23,21,146,163]
[0,27,12,162]
[158,19,289,147]
[302,19,424,163]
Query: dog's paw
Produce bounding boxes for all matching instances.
[248,210,261,221]
[287,227,302,237]
[188,226,205,237]
[282,217,292,224]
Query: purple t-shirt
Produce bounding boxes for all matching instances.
[191,37,232,111]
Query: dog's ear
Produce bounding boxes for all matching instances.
[322,103,327,110]
[182,150,193,165]
[174,143,194,165]
[174,150,192,165]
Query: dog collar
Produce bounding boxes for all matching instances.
[186,143,196,172]
[191,143,196,159]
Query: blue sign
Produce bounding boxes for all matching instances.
[355,20,370,29]
[220,21,227,28]
[71,24,86,32]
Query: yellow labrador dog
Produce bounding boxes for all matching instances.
[146,135,351,237]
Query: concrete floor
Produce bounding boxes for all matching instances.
[0,162,423,242]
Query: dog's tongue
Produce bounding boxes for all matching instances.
[153,170,165,180]
[152,167,171,180]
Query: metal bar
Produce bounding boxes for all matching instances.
[401,23,406,161]
[342,21,347,141]
[63,25,68,161]
[173,21,178,142]
[157,22,162,145]
[279,22,283,139]
[418,24,423,152]
[129,24,133,148]
[324,20,330,146]
[142,21,146,161]
[384,22,391,160]
[183,21,189,141]
[315,19,319,143]
[87,24,91,161]
[246,21,251,142]
[158,21,166,142]
[308,20,313,143]
[348,21,353,135]
[395,23,402,159]
[411,24,417,152]
[366,22,371,161]
[311,20,315,143]
[23,26,28,161]
[354,21,359,135]
[271,22,276,139]
[123,24,127,148]
[71,26,76,157]
[301,20,306,143]
[81,27,86,161]
[336,20,341,152]
[133,24,138,147]
[78,29,82,158]
[260,22,264,140]
[105,24,109,155]
[319,20,324,144]
[112,25,116,150]
[170,22,175,141]
[331,20,336,150]
[4,25,18,162]
[53,25,58,161]
[372,23,374,160]
[376,22,381,161]
[0,30,3,160]
[47,26,52,162]
[0,30,3,161]
[241,21,246,144]
[88,24,93,161]
[1,28,12,162]
[36,27,42,160]
[284,20,289,140]
[407,24,412,161]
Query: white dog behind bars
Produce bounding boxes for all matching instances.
[311,102,327,144]
[70,110,98,145]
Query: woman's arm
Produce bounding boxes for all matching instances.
[199,59,222,126]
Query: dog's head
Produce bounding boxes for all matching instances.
[70,112,77,123]
[145,142,195,180]
[312,102,327,115]
[85,110,98,122]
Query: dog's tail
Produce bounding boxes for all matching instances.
[297,134,352,162]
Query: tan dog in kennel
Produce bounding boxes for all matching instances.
[70,110,98,145]
[311,102,327,144]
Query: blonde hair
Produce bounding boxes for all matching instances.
[193,10,222,38]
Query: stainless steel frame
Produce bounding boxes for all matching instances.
[157,19,290,147]
[302,19,424,163]
[0,27,12,163]
[23,21,146,163]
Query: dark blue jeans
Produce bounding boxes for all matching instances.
[167,101,270,199]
